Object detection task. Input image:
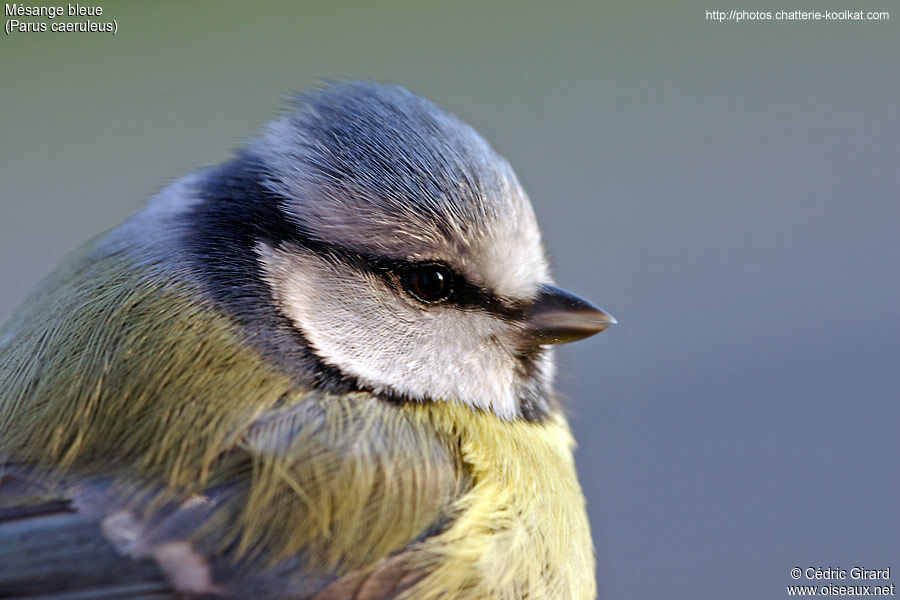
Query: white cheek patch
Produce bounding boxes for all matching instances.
[256,242,523,420]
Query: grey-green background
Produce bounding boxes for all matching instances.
[2,2,898,598]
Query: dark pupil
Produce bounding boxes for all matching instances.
[405,266,450,302]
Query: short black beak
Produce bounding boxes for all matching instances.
[525,284,616,345]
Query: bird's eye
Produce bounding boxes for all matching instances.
[401,263,454,304]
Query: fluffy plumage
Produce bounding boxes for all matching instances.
[0,81,602,598]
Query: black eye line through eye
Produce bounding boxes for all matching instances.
[381,259,513,316]
[282,228,523,318]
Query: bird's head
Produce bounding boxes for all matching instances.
[235,82,613,421]
[137,82,613,422]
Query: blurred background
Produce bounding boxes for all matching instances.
[2,2,898,597]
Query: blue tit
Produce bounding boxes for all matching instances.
[0,81,614,599]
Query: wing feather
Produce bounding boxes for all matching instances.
[0,392,468,599]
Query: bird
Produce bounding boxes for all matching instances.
[0,81,614,599]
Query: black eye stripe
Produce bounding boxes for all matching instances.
[281,228,524,319]
[370,258,522,318]
[394,263,525,320]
